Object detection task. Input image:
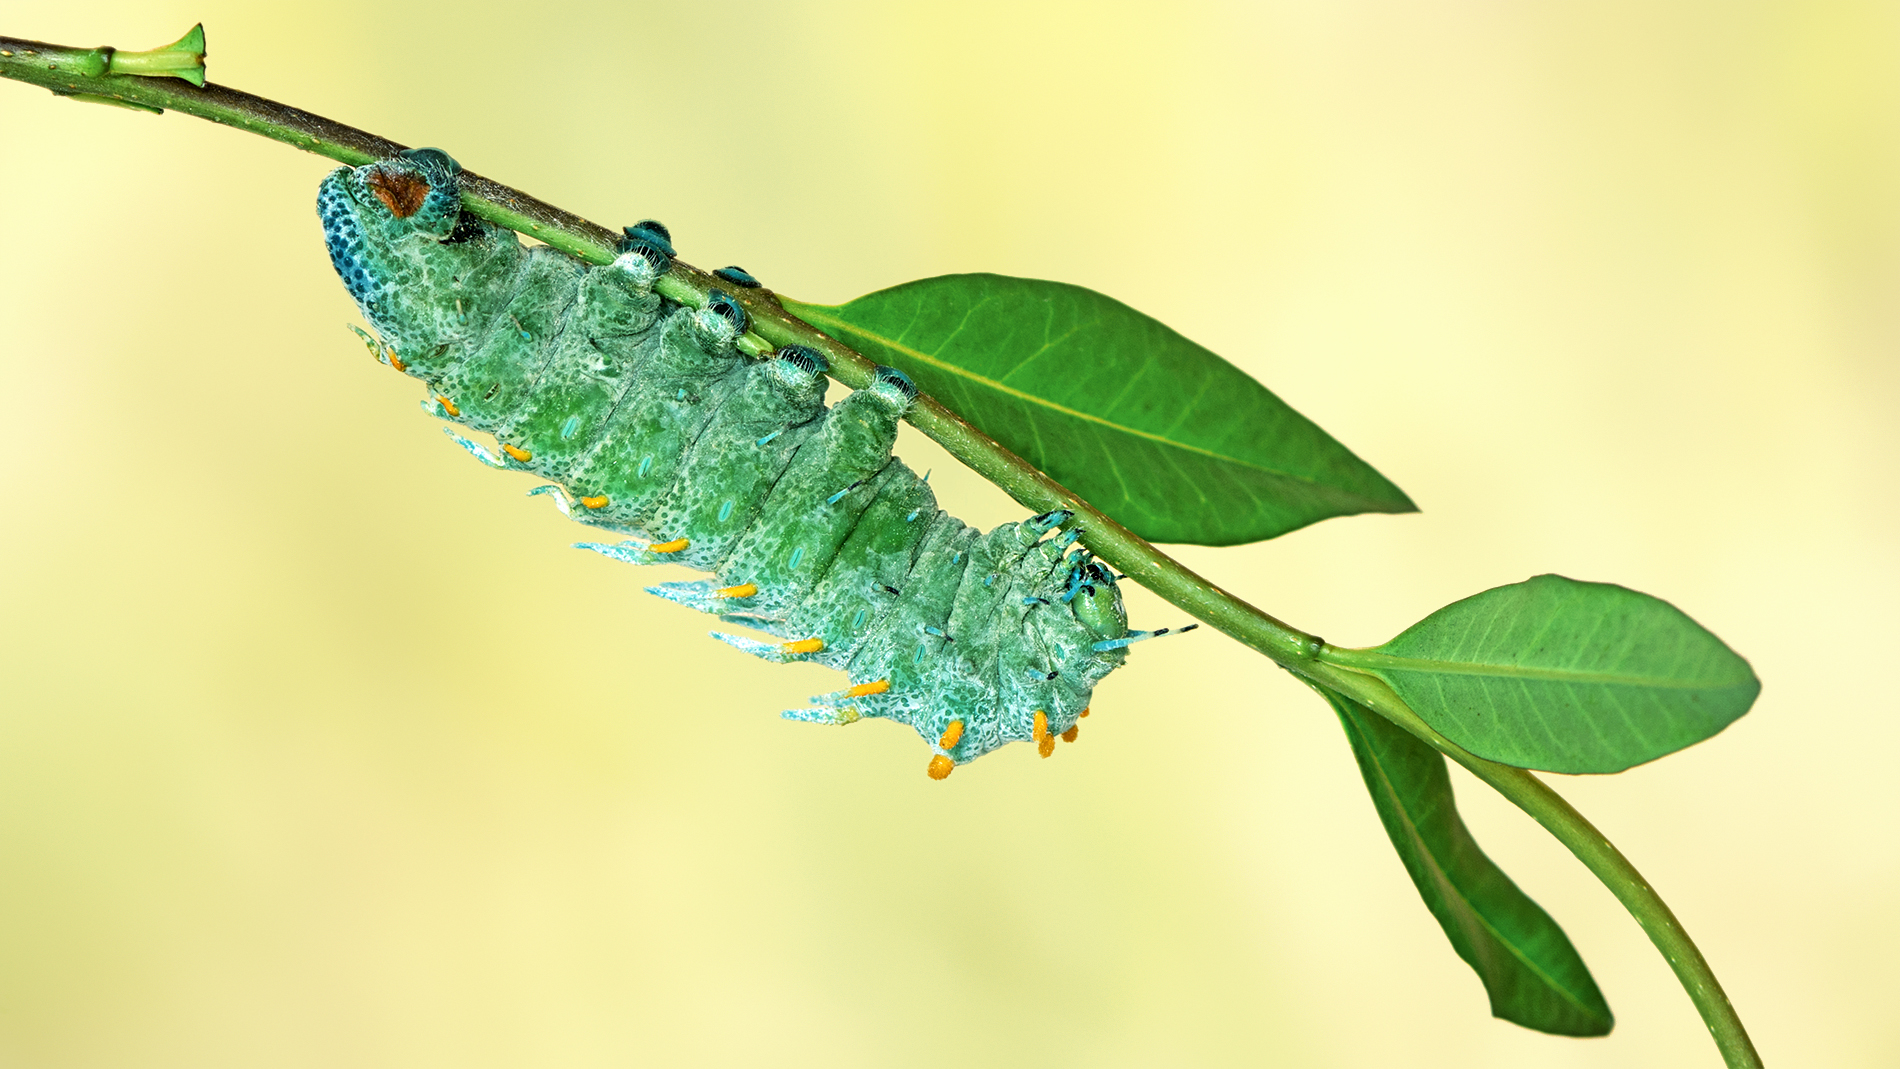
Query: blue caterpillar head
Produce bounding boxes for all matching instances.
[1070,561,1127,644]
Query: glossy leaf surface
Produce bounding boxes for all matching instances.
[1344,575,1760,773]
[1317,686,1614,1036]
[784,274,1415,545]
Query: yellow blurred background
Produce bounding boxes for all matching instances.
[2,2,1894,1066]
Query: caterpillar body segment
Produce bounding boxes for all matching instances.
[319,148,1136,773]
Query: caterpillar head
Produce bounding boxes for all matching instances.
[1070,562,1129,650]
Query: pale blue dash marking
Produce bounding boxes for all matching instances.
[717,500,734,523]
[1092,631,1154,653]
[756,429,783,446]
[788,546,805,569]
[676,387,686,400]
[825,486,852,506]
[984,574,996,587]
[913,643,928,665]
[638,455,654,478]
[952,552,962,564]
[560,415,581,440]
[905,509,920,522]
[851,608,867,630]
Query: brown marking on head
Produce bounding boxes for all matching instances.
[364,167,431,219]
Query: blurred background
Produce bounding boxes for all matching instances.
[2,2,1894,1066]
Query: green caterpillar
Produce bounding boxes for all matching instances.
[319,148,1184,778]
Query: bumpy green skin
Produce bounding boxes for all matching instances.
[318,150,1132,769]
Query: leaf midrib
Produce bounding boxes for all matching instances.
[793,303,1338,490]
[1343,649,1751,690]
[1348,712,1606,1027]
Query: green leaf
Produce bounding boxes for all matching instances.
[1314,685,1615,1036]
[783,274,1414,546]
[1333,575,1761,773]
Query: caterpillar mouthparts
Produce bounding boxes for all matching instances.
[319,147,1171,778]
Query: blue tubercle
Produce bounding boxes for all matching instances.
[713,266,761,288]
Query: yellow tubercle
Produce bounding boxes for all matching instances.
[927,754,955,780]
[648,537,690,554]
[1032,710,1049,743]
[501,443,531,462]
[578,495,610,509]
[435,395,459,417]
[781,637,825,655]
[714,583,758,599]
[846,679,891,698]
[938,719,964,750]
[1038,734,1056,759]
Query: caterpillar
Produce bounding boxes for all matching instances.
[319,148,1185,779]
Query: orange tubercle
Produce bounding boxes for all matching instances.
[927,754,955,780]
[938,719,964,750]
[577,495,610,509]
[435,395,460,417]
[1061,725,1079,743]
[846,679,891,698]
[648,537,690,554]
[1038,734,1056,759]
[714,583,758,599]
[1032,710,1049,743]
[1079,707,1090,718]
[781,637,826,655]
[388,354,407,372]
[501,443,532,462]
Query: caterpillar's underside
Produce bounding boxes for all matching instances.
[319,148,1164,777]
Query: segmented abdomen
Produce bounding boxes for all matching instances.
[318,149,1133,777]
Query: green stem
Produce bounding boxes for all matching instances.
[2,34,1759,1066]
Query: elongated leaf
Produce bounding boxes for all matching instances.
[1314,686,1614,1036]
[1339,575,1760,773]
[784,274,1414,546]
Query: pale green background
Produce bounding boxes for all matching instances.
[2,3,1895,1066]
